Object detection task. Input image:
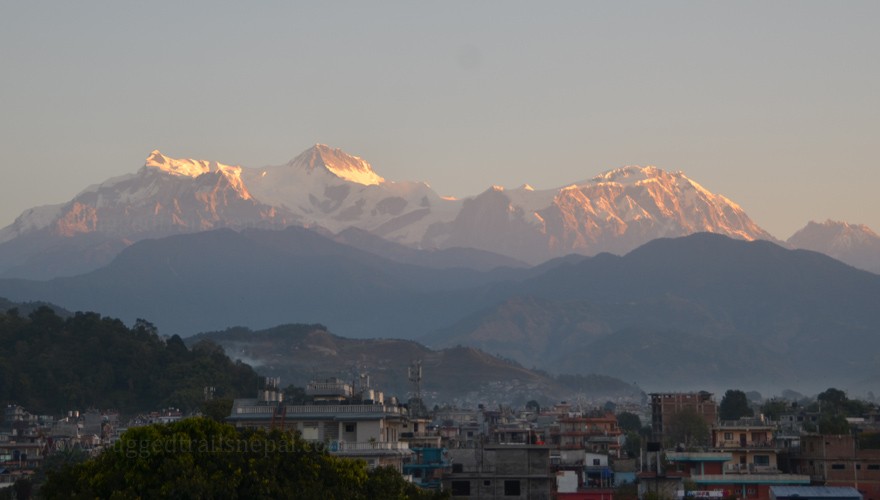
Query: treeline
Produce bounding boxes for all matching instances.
[41,418,445,499]
[0,306,261,415]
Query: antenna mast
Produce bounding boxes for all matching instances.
[408,359,424,417]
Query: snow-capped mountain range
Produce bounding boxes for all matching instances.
[787,220,880,274]
[0,144,875,278]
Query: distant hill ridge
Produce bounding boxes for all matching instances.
[1,230,878,392]
[187,323,643,406]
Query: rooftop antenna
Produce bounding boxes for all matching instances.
[408,360,425,417]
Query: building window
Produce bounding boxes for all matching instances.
[724,432,733,440]
[483,480,492,486]
[344,423,356,433]
[451,481,470,496]
[504,480,521,496]
[832,463,846,470]
[593,459,601,466]
[867,464,880,470]
[754,455,770,466]
[452,463,464,473]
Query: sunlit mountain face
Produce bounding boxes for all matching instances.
[13,144,880,279]
[0,144,852,280]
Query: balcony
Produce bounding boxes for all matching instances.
[330,441,410,452]
[327,440,412,456]
[723,463,780,474]
[234,404,405,416]
[714,440,776,449]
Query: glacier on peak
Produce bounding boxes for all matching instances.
[145,150,244,179]
[286,144,385,186]
[0,145,785,274]
[590,165,683,185]
[144,150,250,199]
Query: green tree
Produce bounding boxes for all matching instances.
[43,418,442,499]
[664,408,710,449]
[818,387,848,413]
[760,399,790,420]
[0,478,32,500]
[201,397,234,422]
[719,389,754,420]
[617,411,642,433]
[0,308,262,415]
[819,414,850,435]
[623,431,642,458]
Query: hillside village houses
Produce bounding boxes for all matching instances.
[6,383,880,499]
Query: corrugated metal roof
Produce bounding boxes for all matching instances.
[770,486,863,499]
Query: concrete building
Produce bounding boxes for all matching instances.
[554,414,623,457]
[651,392,719,444]
[228,377,412,470]
[713,418,780,473]
[443,445,555,499]
[782,434,880,500]
[665,451,811,500]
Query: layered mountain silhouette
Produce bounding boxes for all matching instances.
[186,323,642,406]
[0,229,877,392]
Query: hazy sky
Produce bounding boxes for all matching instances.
[2,2,878,239]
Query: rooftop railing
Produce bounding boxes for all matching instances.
[234,404,405,415]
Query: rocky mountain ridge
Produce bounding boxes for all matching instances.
[0,145,786,277]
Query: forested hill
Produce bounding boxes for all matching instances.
[0,306,261,415]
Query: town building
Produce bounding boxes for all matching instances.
[443,445,555,499]
[227,377,413,470]
[663,451,811,500]
[713,417,780,473]
[651,392,718,444]
[782,434,880,500]
[770,486,863,500]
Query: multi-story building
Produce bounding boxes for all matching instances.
[783,434,880,500]
[553,414,624,458]
[713,418,780,473]
[651,392,718,444]
[228,377,412,470]
[663,451,811,500]
[443,445,555,499]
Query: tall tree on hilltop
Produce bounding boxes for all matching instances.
[719,390,754,420]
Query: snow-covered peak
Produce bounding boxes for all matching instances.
[146,150,211,177]
[591,165,677,185]
[145,150,244,181]
[789,219,879,245]
[286,144,385,186]
[144,150,249,199]
[787,220,880,272]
